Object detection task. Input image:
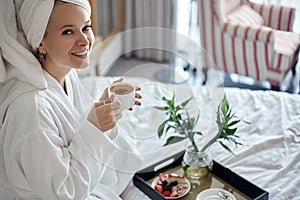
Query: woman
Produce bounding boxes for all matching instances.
[0,0,142,199]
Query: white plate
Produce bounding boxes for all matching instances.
[151,174,191,199]
[196,188,236,200]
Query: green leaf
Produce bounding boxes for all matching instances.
[228,137,243,146]
[154,106,170,111]
[228,120,240,127]
[157,120,167,138]
[165,125,172,133]
[194,131,203,135]
[242,119,251,124]
[195,114,200,124]
[176,114,182,120]
[164,136,186,146]
[220,98,228,116]
[219,141,235,155]
[169,95,175,107]
[228,109,234,117]
[216,108,221,124]
[232,134,240,138]
[224,127,237,135]
[234,141,243,146]
[180,97,193,108]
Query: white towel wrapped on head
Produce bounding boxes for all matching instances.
[62,0,91,16]
[0,0,54,89]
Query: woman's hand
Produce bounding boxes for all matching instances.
[99,77,124,101]
[129,86,142,111]
[88,95,122,132]
[100,77,142,111]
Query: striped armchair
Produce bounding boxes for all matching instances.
[199,0,300,89]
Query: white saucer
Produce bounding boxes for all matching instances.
[196,188,236,200]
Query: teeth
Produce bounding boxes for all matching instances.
[73,50,88,56]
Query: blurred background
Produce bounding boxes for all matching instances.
[82,0,300,93]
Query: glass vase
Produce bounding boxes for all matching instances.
[182,145,213,179]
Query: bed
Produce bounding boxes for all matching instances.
[80,75,300,199]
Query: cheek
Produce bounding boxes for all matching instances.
[46,39,72,57]
[88,32,95,48]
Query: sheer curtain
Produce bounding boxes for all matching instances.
[123,0,177,62]
[96,0,119,39]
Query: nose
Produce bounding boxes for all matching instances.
[77,32,89,46]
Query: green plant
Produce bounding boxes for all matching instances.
[155,94,244,154]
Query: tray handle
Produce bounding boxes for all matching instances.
[136,151,184,180]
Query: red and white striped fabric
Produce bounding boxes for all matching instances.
[226,4,264,27]
[245,0,295,31]
[199,0,300,86]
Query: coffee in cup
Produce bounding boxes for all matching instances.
[108,82,135,110]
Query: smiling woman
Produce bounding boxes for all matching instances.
[39,1,95,88]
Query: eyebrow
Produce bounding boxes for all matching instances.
[59,20,91,30]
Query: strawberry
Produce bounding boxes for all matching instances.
[162,190,171,197]
[154,184,163,194]
[159,173,167,182]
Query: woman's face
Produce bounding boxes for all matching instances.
[40,2,94,79]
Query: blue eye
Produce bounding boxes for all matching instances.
[62,29,73,35]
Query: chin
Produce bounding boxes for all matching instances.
[73,59,89,69]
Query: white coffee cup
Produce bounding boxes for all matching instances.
[108,82,135,110]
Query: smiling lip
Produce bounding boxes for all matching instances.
[71,50,89,58]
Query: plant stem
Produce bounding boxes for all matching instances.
[191,139,199,152]
[200,106,227,152]
[200,124,224,152]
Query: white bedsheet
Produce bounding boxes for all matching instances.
[80,76,300,200]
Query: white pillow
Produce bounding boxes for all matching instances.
[226,5,264,27]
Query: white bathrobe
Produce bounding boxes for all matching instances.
[0,69,142,199]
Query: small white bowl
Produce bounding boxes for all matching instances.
[196,188,236,200]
